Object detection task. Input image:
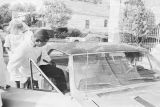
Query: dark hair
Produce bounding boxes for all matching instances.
[34,29,50,42]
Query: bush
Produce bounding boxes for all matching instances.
[47,27,83,39]
[68,28,82,37]
[0,4,12,25]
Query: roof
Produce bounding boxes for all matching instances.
[47,42,148,55]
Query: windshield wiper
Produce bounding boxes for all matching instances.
[128,77,158,81]
[87,83,118,87]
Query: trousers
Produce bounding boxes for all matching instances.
[39,65,67,92]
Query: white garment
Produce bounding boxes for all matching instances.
[4,30,32,54]
[0,39,9,86]
[4,31,33,82]
[7,38,51,83]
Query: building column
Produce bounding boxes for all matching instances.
[108,0,121,43]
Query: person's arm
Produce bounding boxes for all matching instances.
[24,30,33,41]
[40,46,52,65]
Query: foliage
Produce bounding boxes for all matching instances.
[11,3,36,26]
[43,0,72,28]
[68,28,82,37]
[120,0,156,44]
[47,27,82,39]
[0,4,12,26]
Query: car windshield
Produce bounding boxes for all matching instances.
[73,52,160,91]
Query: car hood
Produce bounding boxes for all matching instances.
[76,83,160,107]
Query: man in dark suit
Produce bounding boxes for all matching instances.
[39,60,67,93]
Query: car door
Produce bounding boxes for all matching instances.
[2,88,63,107]
[1,59,64,107]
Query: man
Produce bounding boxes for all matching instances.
[39,60,67,93]
[7,29,50,88]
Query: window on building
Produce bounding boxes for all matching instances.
[104,19,107,27]
[85,20,90,29]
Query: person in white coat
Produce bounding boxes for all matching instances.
[4,20,33,87]
[4,19,32,57]
[7,29,51,88]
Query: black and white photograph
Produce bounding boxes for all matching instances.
[0,0,160,107]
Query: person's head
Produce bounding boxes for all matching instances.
[32,29,50,47]
[7,19,29,35]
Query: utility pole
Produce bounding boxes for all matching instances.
[108,0,122,43]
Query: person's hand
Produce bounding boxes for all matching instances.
[43,59,56,66]
[49,60,56,66]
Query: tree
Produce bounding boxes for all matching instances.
[43,0,72,28]
[11,3,36,26]
[120,0,156,44]
[0,3,12,25]
[69,28,82,37]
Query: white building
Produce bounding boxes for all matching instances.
[63,0,109,34]
[43,0,109,34]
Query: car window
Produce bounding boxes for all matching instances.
[49,50,69,69]
[49,50,65,57]
[73,52,160,91]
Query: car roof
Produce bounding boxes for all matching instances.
[48,42,148,55]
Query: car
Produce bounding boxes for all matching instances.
[2,42,160,107]
[66,33,108,42]
[65,36,84,42]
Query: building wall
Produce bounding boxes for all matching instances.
[67,13,108,33]
[52,0,109,34]
[43,0,109,34]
